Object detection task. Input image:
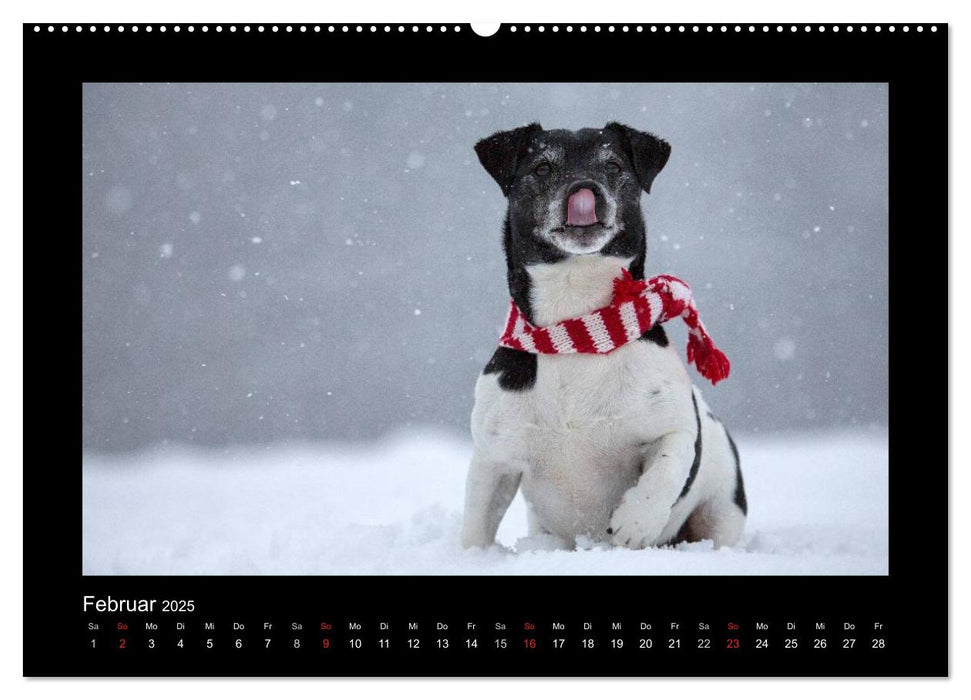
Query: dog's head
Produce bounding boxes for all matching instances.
[475,122,670,259]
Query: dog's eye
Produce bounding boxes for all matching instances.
[533,162,552,176]
[605,160,622,174]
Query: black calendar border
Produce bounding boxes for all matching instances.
[23,23,948,677]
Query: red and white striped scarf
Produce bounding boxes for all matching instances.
[499,268,731,385]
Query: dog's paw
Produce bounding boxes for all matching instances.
[607,490,671,549]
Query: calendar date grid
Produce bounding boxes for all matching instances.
[83,617,889,657]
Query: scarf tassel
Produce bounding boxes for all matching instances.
[687,331,731,385]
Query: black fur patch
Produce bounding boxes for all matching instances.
[482,347,537,392]
[725,428,747,515]
[475,124,669,326]
[639,323,669,347]
[604,122,672,195]
[677,392,703,501]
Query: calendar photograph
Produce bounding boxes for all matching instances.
[81,81,889,577]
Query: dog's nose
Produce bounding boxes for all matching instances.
[567,188,598,226]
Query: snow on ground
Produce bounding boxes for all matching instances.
[83,430,887,576]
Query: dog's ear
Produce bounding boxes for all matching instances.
[474,123,543,196]
[604,122,671,194]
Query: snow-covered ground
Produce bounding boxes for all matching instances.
[83,430,887,576]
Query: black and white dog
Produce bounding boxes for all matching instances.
[462,122,747,551]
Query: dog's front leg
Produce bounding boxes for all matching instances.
[608,430,695,549]
[461,453,522,548]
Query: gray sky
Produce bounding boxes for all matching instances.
[82,82,888,451]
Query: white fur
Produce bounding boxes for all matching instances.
[462,256,745,550]
[526,255,633,326]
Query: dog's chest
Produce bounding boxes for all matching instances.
[473,341,689,537]
[523,345,681,472]
[523,351,651,505]
[472,254,693,537]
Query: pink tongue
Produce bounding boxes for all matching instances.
[567,188,598,226]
